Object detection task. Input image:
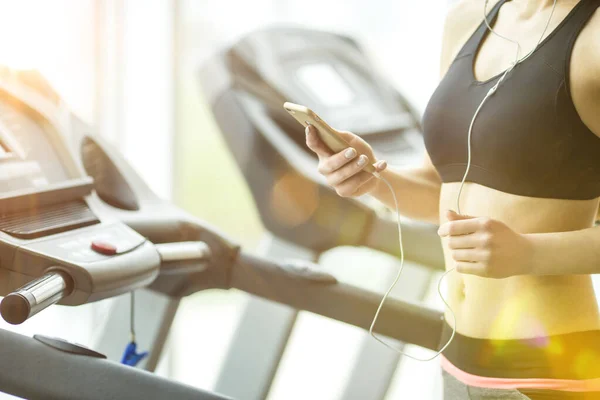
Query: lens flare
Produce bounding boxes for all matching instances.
[574,350,600,379]
[520,317,550,348]
[270,172,319,227]
[488,297,526,339]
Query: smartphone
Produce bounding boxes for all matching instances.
[283,102,375,173]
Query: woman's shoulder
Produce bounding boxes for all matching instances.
[446,0,502,25]
[439,0,502,76]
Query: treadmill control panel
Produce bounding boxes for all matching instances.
[0,73,161,315]
[24,224,146,264]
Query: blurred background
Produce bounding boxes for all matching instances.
[0,0,472,399]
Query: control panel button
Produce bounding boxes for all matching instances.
[91,241,117,256]
[21,223,146,264]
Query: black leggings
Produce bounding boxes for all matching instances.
[439,321,600,399]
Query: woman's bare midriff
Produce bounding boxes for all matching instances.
[440,182,600,339]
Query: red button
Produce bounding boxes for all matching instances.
[91,241,117,256]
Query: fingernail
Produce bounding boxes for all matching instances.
[344,148,357,159]
[376,160,387,170]
[357,155,367,167]
[305,126,310,135]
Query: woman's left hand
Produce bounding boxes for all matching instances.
[437,210,534,278]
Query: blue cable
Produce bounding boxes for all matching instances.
[120,292,148,367]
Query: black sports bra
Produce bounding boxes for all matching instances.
[422,0,600,200]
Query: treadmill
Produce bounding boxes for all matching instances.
[0,67,443,399]
[199,27,445,400]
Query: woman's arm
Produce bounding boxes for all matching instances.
[527,227,600,275]
[437,210,600,278]
[369,154,442,225]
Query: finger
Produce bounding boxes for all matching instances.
[455,261,485,276]
[318,147,358,174]
[327,154,371,186]
[447,234,479,249]
[335,160,386,196]
[305,125,334,158]
[352,160,387,189]
[446,210,476,221]
[374,160,388,172]
[334,170,375,197]
[438,218,483,237]
[451,249,487,262]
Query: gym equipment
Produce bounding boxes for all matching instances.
[0,67,442,400]
[0,67,231,400]
[199,27,445,400]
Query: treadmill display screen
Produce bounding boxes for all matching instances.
[0,98,70,194]
[296,63,355,107]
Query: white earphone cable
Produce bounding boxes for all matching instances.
[459,0,557,213]
[368,0,556,360]
[483,0,557,66]
[369,173,456,361]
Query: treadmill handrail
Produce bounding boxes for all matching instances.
[228,251,444,351]
[0,271,71,325]
[0,328,232,400]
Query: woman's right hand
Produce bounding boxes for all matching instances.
[305,125,387,198]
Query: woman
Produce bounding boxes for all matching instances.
[305,0,600,399]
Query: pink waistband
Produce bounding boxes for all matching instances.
[441,355,600,392]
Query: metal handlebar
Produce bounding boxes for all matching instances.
[155,241,211,263]
[154,241,212,275]
[0,242,211,325]
[0,271,72,325]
